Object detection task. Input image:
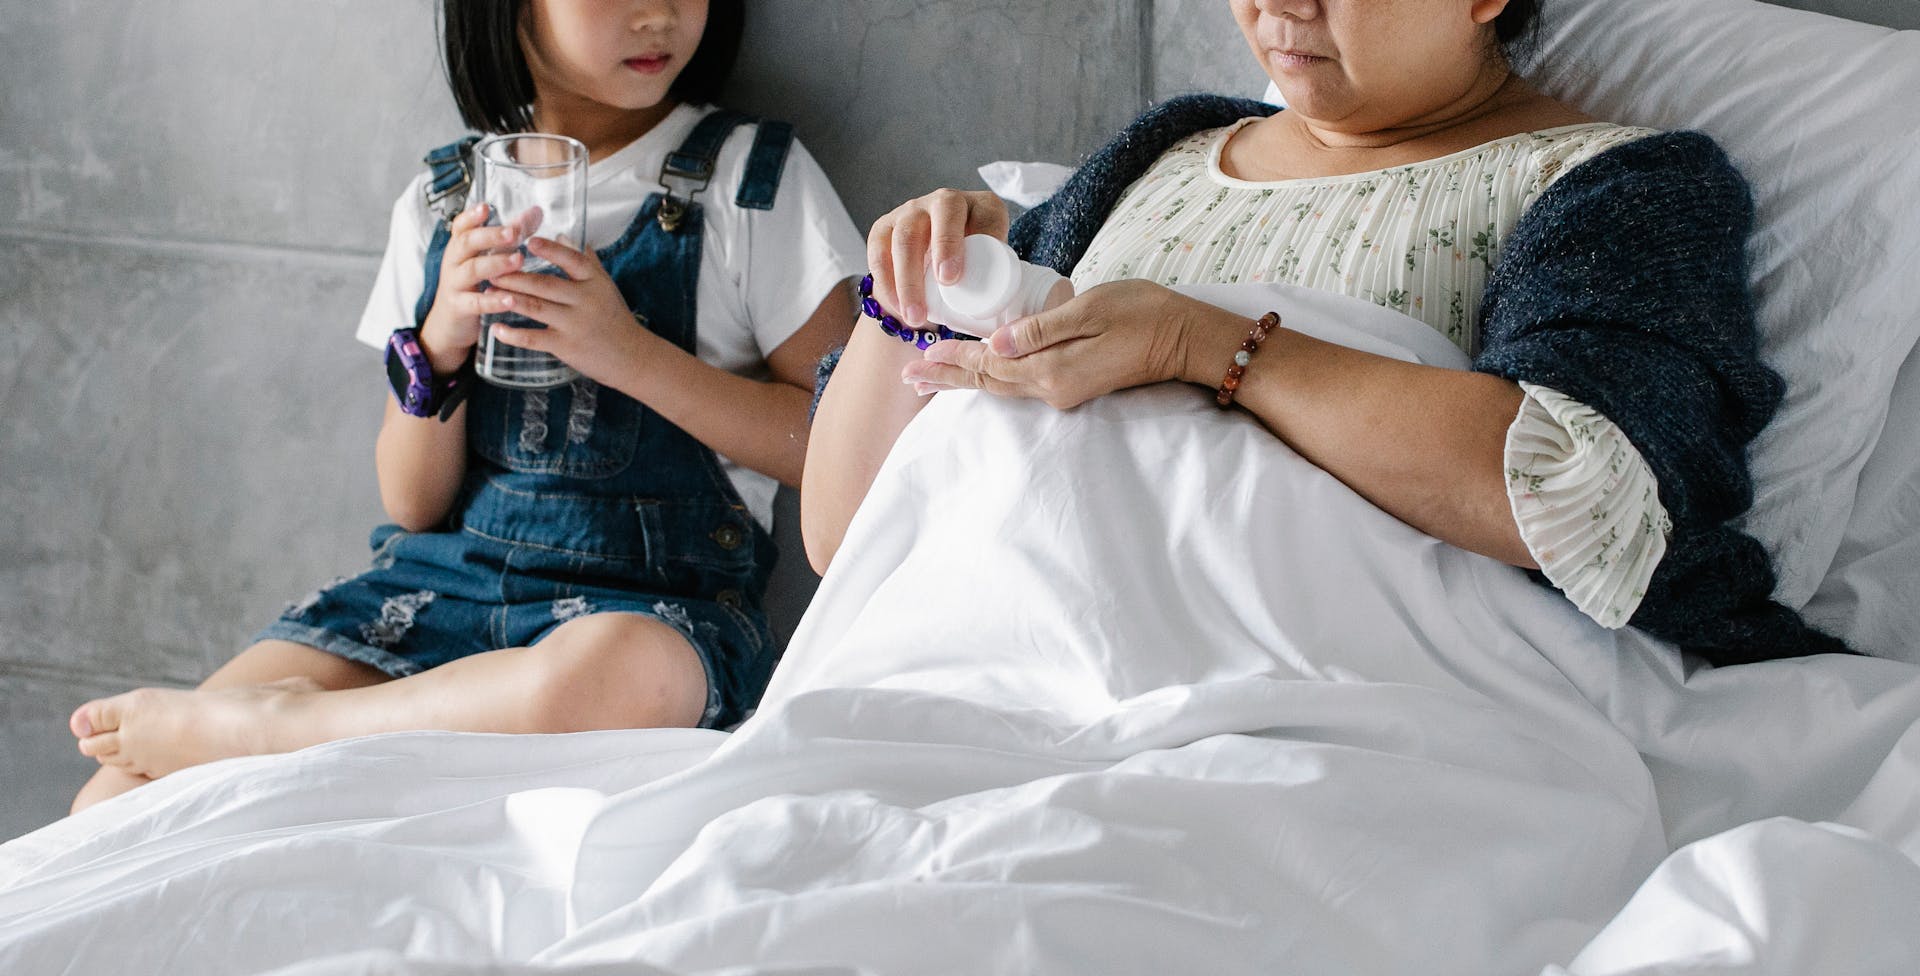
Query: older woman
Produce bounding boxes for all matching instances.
[805,0,1844,666]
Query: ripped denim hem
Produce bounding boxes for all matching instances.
[251,620,425,679]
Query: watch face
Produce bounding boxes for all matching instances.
[386,333,434,414]
[387,353,418,407]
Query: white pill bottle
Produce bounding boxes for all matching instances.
[923,235,1074,338]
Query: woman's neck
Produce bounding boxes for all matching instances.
[1295,64,1520,152]
[530,94,680,163]
[1222,67,1592,184]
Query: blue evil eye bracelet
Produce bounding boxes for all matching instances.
[858,274,976,350]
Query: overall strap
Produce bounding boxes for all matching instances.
[422,135,483,224]
[412,136,484,327]
[657,109,753,232]
[415,228,443,328]
[655,110,798,229]
[735,121,793,211]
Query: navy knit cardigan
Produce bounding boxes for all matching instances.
[830,94,1849,667]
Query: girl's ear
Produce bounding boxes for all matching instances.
[515,1,536,58]
[1469,0,1510,26]
[515,1,552,93]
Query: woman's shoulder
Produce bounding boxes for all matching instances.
[1492,87,1743,192]
[1495,132,1757,303]
[1530,128,1749,208]
[1525,123,1667,191]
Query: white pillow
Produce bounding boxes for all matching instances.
[1525,0,1920,659]
[975,160,1076,210]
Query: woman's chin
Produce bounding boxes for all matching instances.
[1263,81,1332,116]
[1268,91,1332,123]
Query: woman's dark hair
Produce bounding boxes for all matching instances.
[441,0,745,135]
[1492,0,1544,63]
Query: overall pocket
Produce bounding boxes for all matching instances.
[638,498,762,600]
[467,378,644,479]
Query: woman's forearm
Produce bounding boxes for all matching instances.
[800,321,933,574]
[1181,304,1537,568]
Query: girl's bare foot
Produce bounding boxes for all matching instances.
[69,676,324,779]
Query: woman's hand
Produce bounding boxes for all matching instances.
[483,236,657,387]
[900,279,1201,409]
[419,203,532,375]
[867,188,1010,327]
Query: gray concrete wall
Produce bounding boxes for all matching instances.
[0,0,1152,840]
[2,0,1910,840]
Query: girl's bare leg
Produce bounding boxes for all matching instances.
[69,640,392,814]
[69,612,705,783]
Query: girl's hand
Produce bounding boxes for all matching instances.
[867,188,1009,328]
[483,236,655,387]
[900,279,1203,409]
[420,203,533,374]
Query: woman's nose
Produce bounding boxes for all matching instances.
[1255,0,1321,20]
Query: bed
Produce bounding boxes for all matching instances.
[2,0,1917,972]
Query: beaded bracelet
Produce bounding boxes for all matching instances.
[1216,311,1281,408]
[858,274,973,350]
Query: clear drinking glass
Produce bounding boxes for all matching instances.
[472,133,588,389]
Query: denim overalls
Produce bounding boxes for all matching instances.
[257,110,792,728]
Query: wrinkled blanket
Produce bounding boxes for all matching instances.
[3,285,1916,976]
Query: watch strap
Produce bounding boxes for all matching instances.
[435,356,474,422]
[386,328,471,421]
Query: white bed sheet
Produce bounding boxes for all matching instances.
[4,0,1915,970]
[2,286,1915,975]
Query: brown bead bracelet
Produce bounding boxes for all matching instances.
[1215,311,1281,408]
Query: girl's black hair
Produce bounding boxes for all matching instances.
[1493,0,1544,62]
[441,0,745,135]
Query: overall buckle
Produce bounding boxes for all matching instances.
[423,138,480,223]
[657,151,715,233]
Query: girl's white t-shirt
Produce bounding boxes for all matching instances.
[356,103,867,530]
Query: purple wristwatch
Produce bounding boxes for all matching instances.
[385,328,471,421]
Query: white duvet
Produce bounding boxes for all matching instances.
[2,285,1916,975]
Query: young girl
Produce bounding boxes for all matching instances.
[67,0,864,813]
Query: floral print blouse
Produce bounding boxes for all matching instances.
[1071,119,1670,628]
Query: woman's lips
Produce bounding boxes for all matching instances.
[1270,49,1329,69]
[624,55,671,74]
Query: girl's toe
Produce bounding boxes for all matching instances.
[85,695,128,736]
[77,731,120,760]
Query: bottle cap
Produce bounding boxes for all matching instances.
[933,236,1021,327]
